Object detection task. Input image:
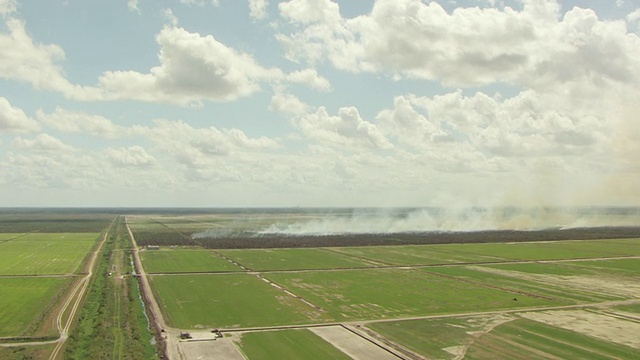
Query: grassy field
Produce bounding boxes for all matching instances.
[616,303,640,313]
[140,249,242,273]
[0,233,98,275]
[327,239,640,266]
[329,244,506,265]
[3,210,637,359]
[237,329,352,360]
[0,345,54,360]
[0,233,25,241]
[265,268,556,321]
[465,318,638,360]
[219,248,373,271]
[146,238,640,331]
[368,315,639,360]
[367,315,497,359]
[0,277,70,337]
[433,241,618,261]
[426,264,623,303]
[149,273,332,328]
[560,257,640,273]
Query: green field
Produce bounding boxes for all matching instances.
[149,274,332,328]
[238,329,351,360]
[314,239,640,267]
[219,248,372,271]
[435,241,615,261]
[0,233,25,241]
[367,315,495,359]
[140,249,242,273]
[426,264,623,303]
[465,318,638,360]
[368,316,639,360]
[329,244,506,265]
[0,233,98,275]
[575,238,640,256]
[0,212,108,346]
[0,277,70,337]
[560,258,640,273]
[265,268,555,321]
[616,303,640,314]
[0,344,54,360]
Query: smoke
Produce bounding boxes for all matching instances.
[191,207,640,238]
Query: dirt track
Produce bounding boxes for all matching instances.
[125,217,180,360]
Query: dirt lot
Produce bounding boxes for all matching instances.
[178,337,246,360]
[309,326,402,360]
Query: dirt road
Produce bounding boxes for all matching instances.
[125,217,182,360]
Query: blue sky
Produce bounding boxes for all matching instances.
[1,0,639,207]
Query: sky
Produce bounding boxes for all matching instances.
[0,0,639,208]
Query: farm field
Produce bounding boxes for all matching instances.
[237,329,352,360]
[367,314,509,359]
[219,248,374,271]
[440,239,640,260]
[149,273,332,328]
[327,239,640,267]
[139,248,242,273]
[0,233,99,275]
[265,268,561,321]
[5,210,638,359]
[0,277,70,337]
[0,210,111,351]
[329,244,512,265]
[425,264,627,303]
[132,211,639,360]
[465,316,638,359]
[368,314,639,360]
[141,237,640,331]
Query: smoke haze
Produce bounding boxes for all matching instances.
[191,207,640,238]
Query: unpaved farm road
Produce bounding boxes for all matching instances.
[0,219,114,360]
[125,216,182,360]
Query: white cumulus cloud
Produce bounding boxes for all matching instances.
[0,19,102,100]
[37,107,125,139]
[298,106,393,150]
[105,146,157,167]
[11,133,75,153]
[98,26,283,106]
[286,68,331,91]
[278,0,640,89]
[0,97,40,133]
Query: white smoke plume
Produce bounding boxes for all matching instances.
[192,207,640,238]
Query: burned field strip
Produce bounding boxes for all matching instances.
[197,226,640,249]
